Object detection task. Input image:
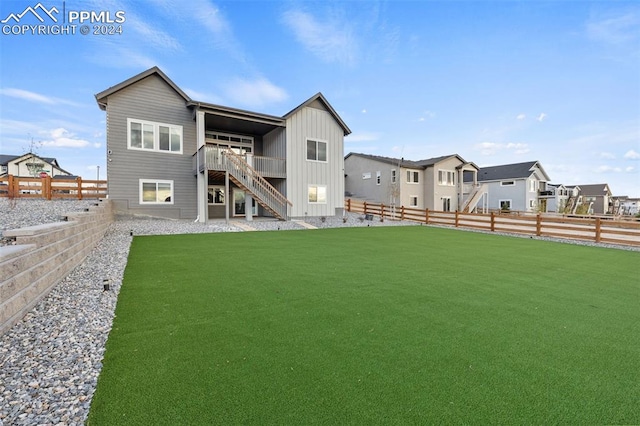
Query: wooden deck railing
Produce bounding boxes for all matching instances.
[345,199,640,247]
[0,175,107,200]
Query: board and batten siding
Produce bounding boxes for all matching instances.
[286,105,344,217]
[105,74,197,219]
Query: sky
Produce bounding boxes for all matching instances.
[1,0,639,197]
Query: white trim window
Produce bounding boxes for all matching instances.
[438,170,456,186]
[308,185,327,204]
[409,196,418,207]
[376,171,381,185]
[501,181,515,186]
[529,179,537,192]
[208,186,225,205]
[442,197,451,212]
[406,170,419,184]
[306,139,327,162]
[529,199,536,208]
[128,118,183,154]
[140,179,173,204]
[499,199,512,210]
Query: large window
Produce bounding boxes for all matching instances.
[529,179,537,192]
[208,186,225,205]
[406,170,419,183]
[438,170,456,186]
[442,197,451,212]
[140,179,173,204]
[308,185,327,204]
[306,139,327,162]
[128,119,182,154]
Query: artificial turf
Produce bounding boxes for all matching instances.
[87,226,639,425]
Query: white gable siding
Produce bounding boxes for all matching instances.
[286,106,344,217]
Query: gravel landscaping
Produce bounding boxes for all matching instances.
[0,198,636,425]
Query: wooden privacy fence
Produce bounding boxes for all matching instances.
[345,199,640,247]
[0,175,107,200]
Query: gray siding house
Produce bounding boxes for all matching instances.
[344,152,480,212]
[95,67,350,221]
[472,161,551,212]
[576,183,613,215]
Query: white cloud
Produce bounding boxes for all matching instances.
[625,166,635,172]
[536,113,547,122]
[223,77,288,108]
[0,88,81,106]
[362,109,367,114]
[600,152,616,159]
[516,113,526,120]
[595,165,622,173]
[128,18,181,52]
[40,128,92,148]
[475,142,529,156]
[282,9,357,66]
[587,11,640,44]
[624,149,640,160]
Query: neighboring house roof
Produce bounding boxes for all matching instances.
[95,66,191,109]
[576,183,612,196]
[285,93,351,136]
[0,154,18,165]
[476,161,550,182]
[345,152,474,169]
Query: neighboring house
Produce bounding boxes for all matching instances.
[576,183,614,215]
[472,161,551,212]
[0,153,72,178]
[344,152,481,212]
[95,66,350,221]
[613,196,640,216]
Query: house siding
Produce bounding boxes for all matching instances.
[286,106,344,217]
[427,157,463,211]
[105,74,197,219]
[344,156,397,203]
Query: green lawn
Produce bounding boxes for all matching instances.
[87,227,639,425]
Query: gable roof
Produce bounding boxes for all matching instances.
[95,66,191,110]
[284,92,351,136]
[0,153,70,175]
[577,183,612,196]
[477,161,549,182]
[345,152,474,169]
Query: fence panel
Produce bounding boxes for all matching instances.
[0,175,107,200]
[345,198,639,246]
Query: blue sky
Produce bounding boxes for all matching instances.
[1,0,639,197]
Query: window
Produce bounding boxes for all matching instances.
[208,186,225,205]
[499,199,512,210]
[409,196,418,207]
[306,139,327,162]
[529,179,537,192]
[438,170,456,186]
[140,179,173,204]
[308,185,327,204]
[501,181,515,186]
[391,169,396,183]
[529,199,536,208]
[376,171,381,185]
[442,197,451,212]
[362,172,371,180]
[128,119,182,154]
[406,170,419,183]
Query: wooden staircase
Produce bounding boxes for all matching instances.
[461,184,488,213]
[223,150,292,220]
